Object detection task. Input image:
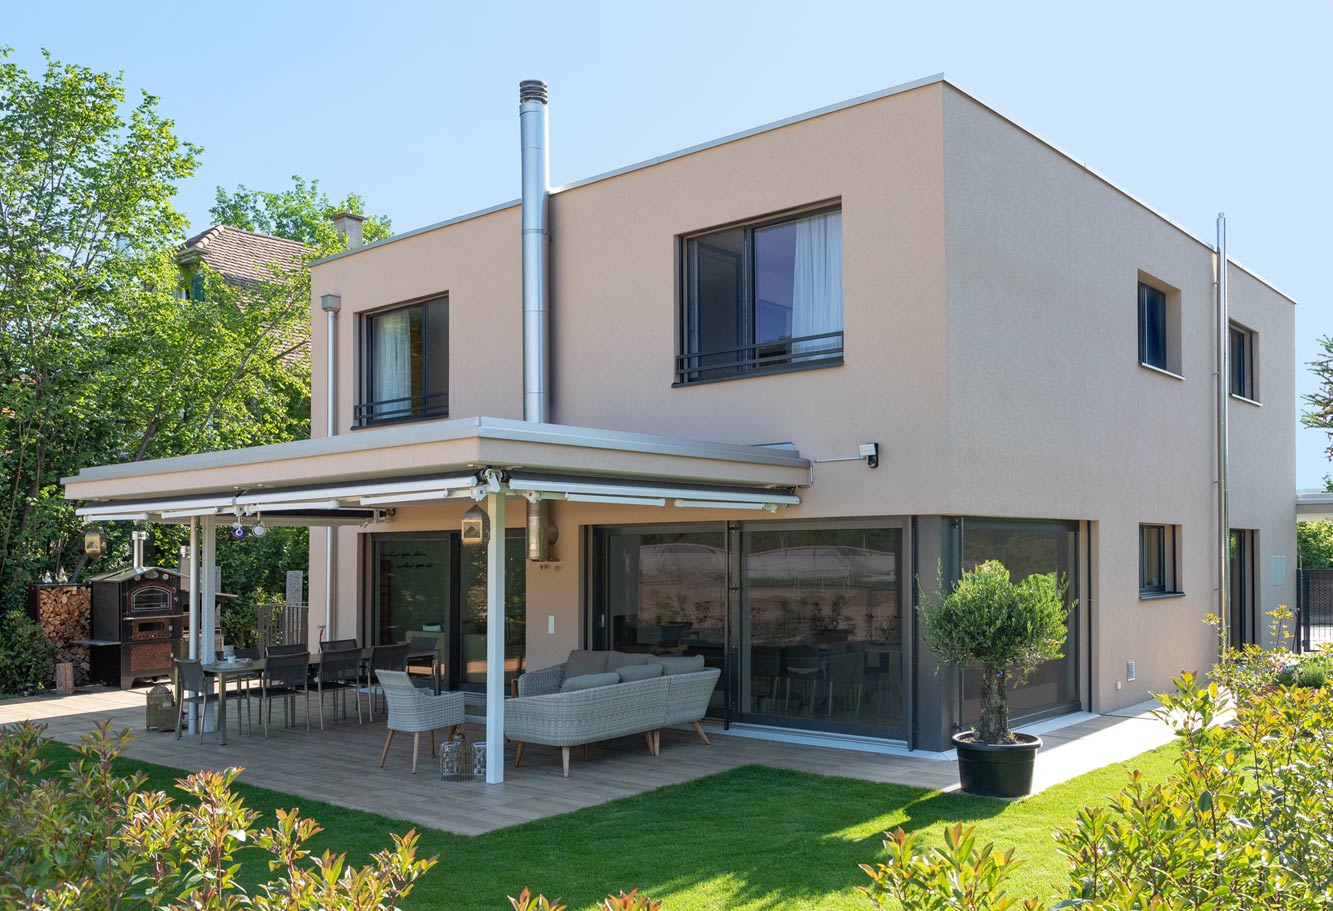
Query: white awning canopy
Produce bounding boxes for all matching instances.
[67,416,807,525]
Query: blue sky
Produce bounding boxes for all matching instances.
[6,1,1330,484]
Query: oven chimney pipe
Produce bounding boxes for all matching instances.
[520,80,553,560]
[131,529,148,570]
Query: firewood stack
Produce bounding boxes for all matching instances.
[35,585,91,685]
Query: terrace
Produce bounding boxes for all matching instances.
[1,684,1173,836]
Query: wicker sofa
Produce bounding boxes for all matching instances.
[508,650,721,776]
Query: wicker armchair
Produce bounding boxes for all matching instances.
[375,670,465,774]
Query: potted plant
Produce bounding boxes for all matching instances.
[918,560,1070,797]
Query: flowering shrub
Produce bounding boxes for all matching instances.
[0,720,435,910]
[859,620,1333,910]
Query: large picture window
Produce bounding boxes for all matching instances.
[677,205,843,385]
[961,518,1080,723]
[358,296,449,426]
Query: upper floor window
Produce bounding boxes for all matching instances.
[1137,278,1184,377]
[676,204,843,385]
[357,296,449,427]
[1229,321,1257,401]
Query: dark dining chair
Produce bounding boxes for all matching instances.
[317,646,363,727]
[321,638,360,652]
[365,643,409,722]
[266,643,308,657]
[406,635,442,692]
[259,651,312,737]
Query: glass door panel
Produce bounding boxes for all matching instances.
[602,529,728,715]
[458,529,527,688]
[371,538,449,647]
[961,518,1079,723]
[739,526,905,737]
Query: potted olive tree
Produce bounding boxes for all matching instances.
[919,560,1070,797]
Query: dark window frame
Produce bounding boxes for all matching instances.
[675,201,844,386]
[1139,523,1183,597]
[1138,281,1169,371]
[356,295,449,428]
[1229,321,1257,401]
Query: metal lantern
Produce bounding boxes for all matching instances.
[440,731,472,781]
[472,741,487,779]
[461,503,489,547]
[83,527,108,559]
[145,684,177,732]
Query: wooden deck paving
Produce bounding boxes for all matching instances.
[0,686,1174,835]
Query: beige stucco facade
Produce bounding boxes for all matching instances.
[66,76,1298,748]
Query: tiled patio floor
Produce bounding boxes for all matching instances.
[0,687,1175,835]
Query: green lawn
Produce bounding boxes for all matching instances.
[37,739,1179,911]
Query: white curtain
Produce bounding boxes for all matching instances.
[373,310,413,414]
[791,211,843,356]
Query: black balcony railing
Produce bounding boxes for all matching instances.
[353,389,449,427]
[674,331,844,386]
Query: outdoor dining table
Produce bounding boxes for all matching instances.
[199,645,441,745]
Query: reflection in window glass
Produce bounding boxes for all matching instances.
[961,518,1078,722]
[603,530,727,714]
[373,539,449,646]
[742,527,904,738]
[459,530,527,687]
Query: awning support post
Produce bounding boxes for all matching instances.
[187,516,200,734]
[200,518,217,666]
[485,488,506,784]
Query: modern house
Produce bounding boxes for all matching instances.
[63,75,1296,768]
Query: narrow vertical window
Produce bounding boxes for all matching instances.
[1229,321,1257,400]
[1138,282,1168,370]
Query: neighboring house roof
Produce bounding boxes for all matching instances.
[179,224,307,284]
[177,225,310,365]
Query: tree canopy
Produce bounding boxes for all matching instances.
[0,47,390,630]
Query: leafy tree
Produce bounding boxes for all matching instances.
[211,175,392,249]
[0,47,198,608]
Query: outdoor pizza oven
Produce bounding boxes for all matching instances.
[86,566,184,689]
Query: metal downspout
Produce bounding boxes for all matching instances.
[1216,214,1231,653]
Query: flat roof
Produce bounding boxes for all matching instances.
[308,74,1295,304]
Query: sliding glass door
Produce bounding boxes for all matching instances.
[739,525,905,738]
[598,528,728,715]
[960,518,1080,723]
[593,520,907,737]
[368,530,525,692]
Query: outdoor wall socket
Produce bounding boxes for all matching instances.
[548,615,555,635]
[1116,680,1122,690]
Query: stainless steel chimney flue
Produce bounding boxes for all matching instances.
[520,80,553,561]
[131,529,148,570]
[520,79,550,424]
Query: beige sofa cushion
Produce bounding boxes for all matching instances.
[564,650,609,678]
[617,663,664,683]
[606,651,651,672]
[656,655,707,675]
[560,672,620,692]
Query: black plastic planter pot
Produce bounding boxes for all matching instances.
[952,732,1042,798]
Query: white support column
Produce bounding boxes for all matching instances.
[200,518,217,665]
[485,490,506,784]
[187,516,200,735]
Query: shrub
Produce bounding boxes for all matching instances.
[858,631,1333,910]
[0,610,56,696]
[0,720,435,910]
[917,561,1069,744]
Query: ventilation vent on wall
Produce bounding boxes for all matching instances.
[1126,660,1137,682]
